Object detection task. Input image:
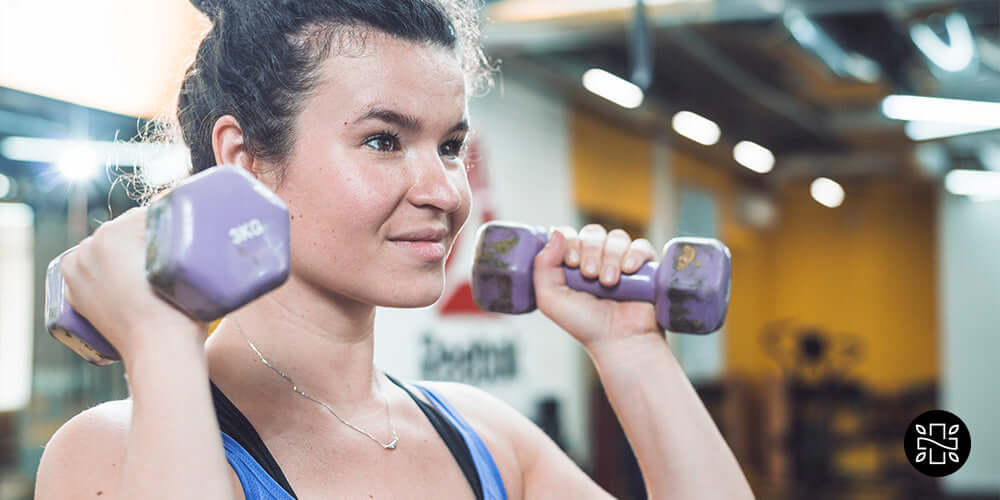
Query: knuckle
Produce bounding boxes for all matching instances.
[552,225,578,242]
[607,228,631,240]
[579,223,607,236]
[633,238,656,252]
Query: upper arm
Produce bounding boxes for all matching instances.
[34,401,131,500]
[427,382,615,500]
[504,402,616,500]
[34,400,245,500]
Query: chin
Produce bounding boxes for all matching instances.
[380,275,445,308]
[382,291,443,309]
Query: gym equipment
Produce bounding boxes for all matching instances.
[470,221,731,334]
[45,165,291,366]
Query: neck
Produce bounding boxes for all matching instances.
[205,274,385,415]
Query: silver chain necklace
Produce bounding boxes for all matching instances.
[232,318,399,450]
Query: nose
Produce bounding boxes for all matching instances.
[406,150,466,214]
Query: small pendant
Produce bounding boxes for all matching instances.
[384,438,398,450]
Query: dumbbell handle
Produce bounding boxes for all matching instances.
[562,262,658,303]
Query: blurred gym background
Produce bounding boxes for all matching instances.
[1,0,998,499]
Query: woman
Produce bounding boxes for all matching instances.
[35,0,754,499]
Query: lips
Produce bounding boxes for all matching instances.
[388,227,448,243]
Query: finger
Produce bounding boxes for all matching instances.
[577,224,607,279]
[533,228,570,291]
[551,226,580,267]
[599,229,631,287]
[623,238,658,274]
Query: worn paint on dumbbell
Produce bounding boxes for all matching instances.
[471,222,731,334]
[472,229,523,312]
[675,244,699,271]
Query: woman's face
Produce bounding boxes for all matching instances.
[274,31,472,308]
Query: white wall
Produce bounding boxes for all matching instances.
[939,192,1000,494]
[374,76,592,462]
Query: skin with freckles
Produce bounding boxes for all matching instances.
[38,25,753,500]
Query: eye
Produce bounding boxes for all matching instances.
[363,131,401,153]
[439,137,466,159]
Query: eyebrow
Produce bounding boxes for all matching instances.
[354,106,469,135]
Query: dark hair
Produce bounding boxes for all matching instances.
[132,0,491,205]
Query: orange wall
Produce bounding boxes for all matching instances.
[571,110,938,392]
[570,113,653,227]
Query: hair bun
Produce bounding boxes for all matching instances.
[190,0,226,21]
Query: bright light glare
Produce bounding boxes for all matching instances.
[910,12,975,72]
[810,177,845,208]
[904,121,1000,141]
[881,95,1000,127]
[0,203,34,411]
[57,144,99,182]
[672,111,721,146]
[733,141,775,174]
[1,137,190,186]
[0,174,10,198]
[945,169,1000,200]
[582,68,644,109]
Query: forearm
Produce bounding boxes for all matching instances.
[587,334,754,500]
[120,319,235,500]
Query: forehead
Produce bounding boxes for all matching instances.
[308,30,468,122]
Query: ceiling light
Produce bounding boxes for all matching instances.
[810,177,844,208]
[910,12,975,73]
[672,111,721,146]
[882,95,1000,127]
[57,144,99,182]
[733,141,775,174]
[582,68,644,109]
[945,169,1000,199]
[904,121,1000,141]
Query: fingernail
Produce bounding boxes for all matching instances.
[585,261,597,275]
[601,265,615,283]
[568,249,579,264]
[624,257,637,271]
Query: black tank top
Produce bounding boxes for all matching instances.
[210,374,485,499]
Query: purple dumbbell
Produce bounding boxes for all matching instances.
[470,221,731,334]
[44,165,291,366]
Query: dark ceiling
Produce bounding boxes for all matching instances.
[484,0,1000,183]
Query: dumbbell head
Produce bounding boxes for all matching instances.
[45,165,291,365]
[470,222,549,314]
[657,237,731,334]
[144,165,291,320]
[470,221,731,334]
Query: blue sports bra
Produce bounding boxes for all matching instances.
[212,375,507,500]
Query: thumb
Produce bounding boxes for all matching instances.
[533,229,568,291]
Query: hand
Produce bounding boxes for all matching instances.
[532,224,663,352]
[58,206,204,361]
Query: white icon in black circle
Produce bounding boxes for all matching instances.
[914,423,960,465]
[904,410,971,477]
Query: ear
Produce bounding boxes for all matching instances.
[211,115,273,187]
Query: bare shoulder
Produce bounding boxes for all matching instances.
[34,399,132,500]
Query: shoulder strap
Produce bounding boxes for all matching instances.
[385,373,485,500]
[211,381,298,499]
[407,380,509,500]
